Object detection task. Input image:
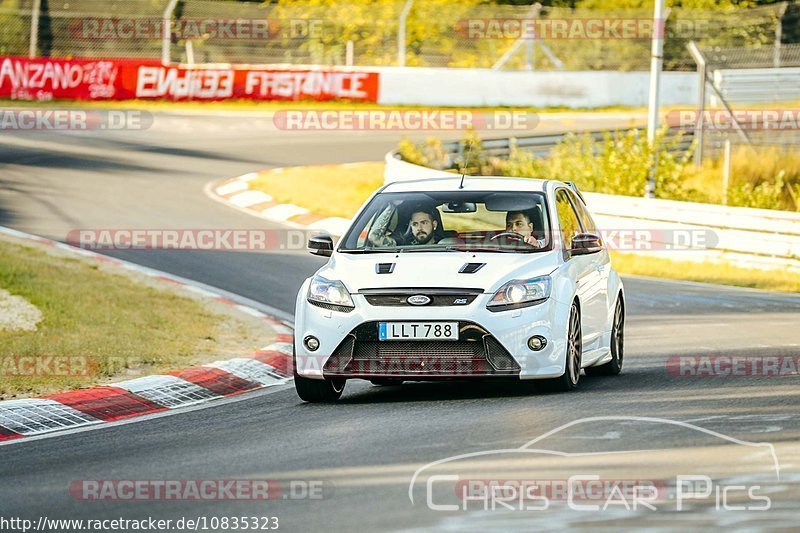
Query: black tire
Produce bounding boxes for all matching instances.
[541,302,582,392]
[586,297,624,377]
[293,344,345,402]
[294,373,345,402]
[370,379,404,386]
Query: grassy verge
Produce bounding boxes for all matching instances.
[0,238,254,399]
[249,163,385,218]
[248,162,800,293]
[609,252,800,293]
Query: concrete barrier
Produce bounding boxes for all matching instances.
[377,67,697,108]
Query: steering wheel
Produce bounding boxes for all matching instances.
[490,231,526,242]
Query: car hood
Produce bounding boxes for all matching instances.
[318,251,560,293]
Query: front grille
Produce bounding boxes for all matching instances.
[323,321,520,378]
[361,288,482,307]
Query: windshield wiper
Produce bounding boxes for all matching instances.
[445,246,536,253]
[338,249,396,254]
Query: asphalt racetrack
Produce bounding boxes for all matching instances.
[1,111,799,531]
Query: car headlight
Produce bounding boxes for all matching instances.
[487,275,551,312]
[307,275,355,312]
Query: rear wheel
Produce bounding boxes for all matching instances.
[586,297,624,377]
[541,302,582,392]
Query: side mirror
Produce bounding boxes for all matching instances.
[308,235,334,257]
[570,233,602,256]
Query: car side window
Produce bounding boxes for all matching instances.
[555,189,584,250]
[566,190,598,235]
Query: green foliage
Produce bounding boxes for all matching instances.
[398,129,800,211]
[265,0,783,69]
[0,0,30,56]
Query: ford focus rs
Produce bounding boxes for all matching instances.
[293,177,625,402]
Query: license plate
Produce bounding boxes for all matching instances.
[378,322,458,341]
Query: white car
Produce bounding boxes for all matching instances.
[293,177,625,402]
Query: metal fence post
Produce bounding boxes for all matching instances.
[28,0,41,58]
[397,0,414,67]
[774,2,787,68]
[722,139,731,205]
[688,41,707,167]
[645,0,667,198]
[162,0,179,66]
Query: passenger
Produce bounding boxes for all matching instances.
[505,210,546,248]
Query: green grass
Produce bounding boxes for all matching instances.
[0,239,226,399]
[610,252,800,293]
[249,161,800,293]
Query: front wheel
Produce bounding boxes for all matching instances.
[541,302,582,392]
[586,297,624,377]
[294,374,345,403]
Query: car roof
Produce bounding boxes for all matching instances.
[382,176,557,194]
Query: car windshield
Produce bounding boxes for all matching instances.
[339,190,551,253]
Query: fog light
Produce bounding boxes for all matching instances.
[304,335,320,351]
[528,336,547,351]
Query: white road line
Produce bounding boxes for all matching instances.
[260,204,309,222]
[228,190,273,207]
[238,172,260,182]
[215,181,249,196]
[308,217,351,237]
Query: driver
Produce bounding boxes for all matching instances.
[407,209,439,245]
[505,210,546,248]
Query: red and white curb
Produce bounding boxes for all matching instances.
[0,225,295,444]
[206,169,351,237]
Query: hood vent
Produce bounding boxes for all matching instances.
[459,262,485,274]
[375,262,396,274]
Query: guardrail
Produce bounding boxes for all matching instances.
[440,127,695,164]
[712,67,800,105]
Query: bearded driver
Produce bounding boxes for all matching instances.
[367,203,440,248]
[407,209,439,245]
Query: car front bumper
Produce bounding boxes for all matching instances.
[294,282,572,380]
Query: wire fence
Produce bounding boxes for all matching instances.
[2,0,797,71]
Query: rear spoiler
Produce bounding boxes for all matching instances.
[565,181,587,204]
